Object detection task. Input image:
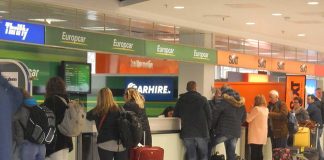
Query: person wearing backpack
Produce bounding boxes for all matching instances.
[13,89,47,160]
[86,87,127,160]
[123,88,152,146]
[43,77,73,160]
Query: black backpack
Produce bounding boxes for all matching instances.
[22,105,56,144]
[117,111,143,148]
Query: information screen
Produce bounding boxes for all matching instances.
[62,62,91,93]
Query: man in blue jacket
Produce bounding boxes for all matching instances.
[307,94,324,160]
[0,75,23,160]
[174,81,211,160]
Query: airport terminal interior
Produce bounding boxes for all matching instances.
[1,0,324,160]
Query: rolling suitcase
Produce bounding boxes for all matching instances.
[130,131,164,160]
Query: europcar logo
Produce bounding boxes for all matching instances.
[127,82,171,94]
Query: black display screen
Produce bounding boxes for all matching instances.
[61,61,91,93]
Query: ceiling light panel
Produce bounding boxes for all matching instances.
[246,22,255,25]
[272,13,282,16]
[297,33,306,37]
[307,1,319,5]
[173,6,184,9]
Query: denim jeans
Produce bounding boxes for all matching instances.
[210,135,238,160]
[183,137,209,160]
[21,140,46,160]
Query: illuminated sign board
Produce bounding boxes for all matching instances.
[125,77,174,101]
[0,19,44,45]
[306,79,317,95]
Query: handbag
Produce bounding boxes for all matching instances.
[293,127,310,147]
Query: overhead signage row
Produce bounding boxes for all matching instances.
[3,19,324,76]
[218,51,316,75]
[45,27,216,64]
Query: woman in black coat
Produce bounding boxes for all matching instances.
[87,87,127,160]
[43,77,73,160]
[123,88,152,146]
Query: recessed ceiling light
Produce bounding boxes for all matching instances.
[297,33,306,37]
[307,1,319,5]
[245,22,255,25]
[80,26,120,31]
[272,13,282,16]
[174,6,184,9]
[0,11,8,14]
[28,18,67,24]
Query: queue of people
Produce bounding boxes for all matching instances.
[8,76,152,160]
[4,73,324,160]
[174,80,324,160]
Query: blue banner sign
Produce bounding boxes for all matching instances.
[0,19,44,44]
[125,77,175,101]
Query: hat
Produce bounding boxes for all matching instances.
[24,98,37,107]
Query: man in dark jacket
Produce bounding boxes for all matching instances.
[268,90,288,149]
[0,75,23,160]
[307,94,324,160]
[210,86,246,160]
[174,81,211,160]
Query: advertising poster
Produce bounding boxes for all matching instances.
[0,72,19,87]
[286,75,306,110]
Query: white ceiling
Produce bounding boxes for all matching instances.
[116,0,324,52]
[30,0,324,53]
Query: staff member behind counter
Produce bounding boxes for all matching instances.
[158,106,174,118]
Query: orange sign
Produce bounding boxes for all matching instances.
[217,51,271,71]
[271,59,315,75]
[214,82,286,112]
[315,65,324,76]
[96,53,178,74]
[286,75,305,110]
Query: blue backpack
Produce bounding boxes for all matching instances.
[287,111,298,135]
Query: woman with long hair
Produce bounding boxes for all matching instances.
[43,77,72,160]
[86,88,127,160]
[123,88,152,146]
[246,94,269,160]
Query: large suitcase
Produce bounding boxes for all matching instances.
[130,146,164,160]
[130,131,164,160]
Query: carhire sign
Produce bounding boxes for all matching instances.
[125,77,174,101]
[0,19,44,45]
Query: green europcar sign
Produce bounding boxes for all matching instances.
[145,41,216,64]
[108,35,145,55]
[45,26,104,51]
[45,26,145,55]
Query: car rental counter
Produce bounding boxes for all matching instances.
[76,118,256,160]
[149,118,246,160]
